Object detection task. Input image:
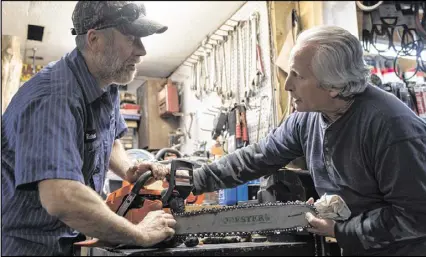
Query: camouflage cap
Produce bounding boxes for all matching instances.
[71,1,167,37]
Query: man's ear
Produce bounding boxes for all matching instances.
[86,29,100,52]
[329,89,339,98]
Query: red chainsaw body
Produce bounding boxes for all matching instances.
[74,159,201,248]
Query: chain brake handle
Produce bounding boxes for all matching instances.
[116,170,154,217]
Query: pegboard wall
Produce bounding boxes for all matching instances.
[169,1,274,155]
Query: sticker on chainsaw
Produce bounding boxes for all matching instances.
[221,213,272,225]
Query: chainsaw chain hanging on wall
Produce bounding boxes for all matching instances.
[359,1,426,80]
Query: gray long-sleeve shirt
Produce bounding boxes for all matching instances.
[193,85,426,256]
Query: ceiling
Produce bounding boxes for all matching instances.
[1,1,246,78]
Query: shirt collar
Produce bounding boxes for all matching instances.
[65,48,105,104]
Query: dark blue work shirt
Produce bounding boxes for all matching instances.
[193,85,426,256]
[1,48,128,256]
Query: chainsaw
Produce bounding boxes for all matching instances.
[75,159,317,248]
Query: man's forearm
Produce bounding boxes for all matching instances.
[109,139,132,180]
[193,143,287,195]
[39,179,147,246]
[334,204,426,253]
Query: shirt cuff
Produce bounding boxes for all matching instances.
[16,171,85,190]
[192,167,205,196]
[334,216,364,254]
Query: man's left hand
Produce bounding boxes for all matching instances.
[125,161,169,184]
[305,212,336,237]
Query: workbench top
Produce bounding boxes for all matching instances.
[85,241,317,256]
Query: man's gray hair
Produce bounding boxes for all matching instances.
[296,25,370,98]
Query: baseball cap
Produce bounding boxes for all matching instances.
[71,1,168,37]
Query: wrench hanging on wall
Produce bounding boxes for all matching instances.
[251,12,264,95]
[195,59,202,100]
[201,39,211,94]
[213,43,221,97]
[230,26,238,102]
[187,13,265,108]
[190,63,197,91]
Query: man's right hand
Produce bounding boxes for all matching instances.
[136,210,176,247]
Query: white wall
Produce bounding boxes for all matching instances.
[322,1,359,38]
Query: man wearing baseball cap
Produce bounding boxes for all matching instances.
[2,2,174,256]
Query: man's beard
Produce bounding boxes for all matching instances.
[95,48,137,85]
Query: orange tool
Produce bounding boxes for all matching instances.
[74,159,196,248]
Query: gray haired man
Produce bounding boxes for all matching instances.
[156,25,426,256]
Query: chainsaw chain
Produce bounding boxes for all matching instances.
[172,201,318,240]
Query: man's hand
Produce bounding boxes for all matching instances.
[136,210,176,247]
[125,161,169,184]
[305,197,336,237]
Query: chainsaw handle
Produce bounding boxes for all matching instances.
[131,170,153,194]
[116,171,154,217]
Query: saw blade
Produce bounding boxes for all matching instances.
[174,202,316,238]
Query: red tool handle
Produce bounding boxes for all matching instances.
[240,111,248,142]
[235,109,241,139]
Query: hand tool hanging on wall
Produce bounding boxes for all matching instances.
[250,12,264,95]
[225,106,236,153]
[195,59,202,100]
[184,112,195,139]
[232,24,239,103]
[239,104,249,147]
[256,95,269,143]
[244,20,251,105]
[223,33,232,102]
[219,39,227,103]
[190,63,196,91]
[254,12,265,91]
[234,106,242,148]
[209,41,217,95]
[213,43,221,97]
[242,20,253,107]
[202,39,211,94]
[229,104,249,149]
[249,13,258,99]
[211,108,228,140]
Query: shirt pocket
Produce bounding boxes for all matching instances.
[82,139,102,192]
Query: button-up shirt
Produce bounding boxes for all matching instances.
[1,48,128,256]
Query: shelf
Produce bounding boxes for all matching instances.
[122,114,141,121]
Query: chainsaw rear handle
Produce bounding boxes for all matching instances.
[161,160,194,206]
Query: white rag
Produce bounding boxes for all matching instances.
[314,193,351,221]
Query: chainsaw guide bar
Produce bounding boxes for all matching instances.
[173,201,317,240]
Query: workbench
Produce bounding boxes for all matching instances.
[84,242,312,256]
[80,235,331,256]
